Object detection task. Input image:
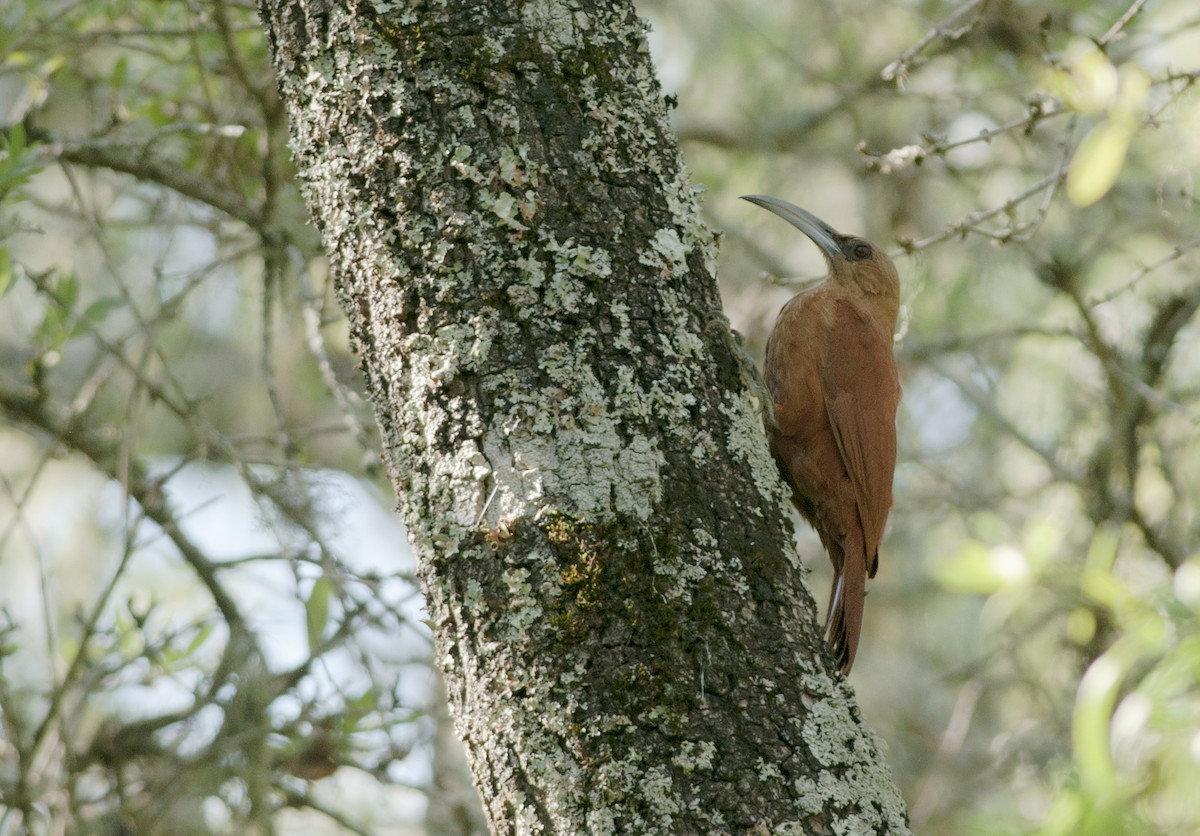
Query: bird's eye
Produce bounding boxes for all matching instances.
[852,243,872,260]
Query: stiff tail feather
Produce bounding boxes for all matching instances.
[825,559,867,674]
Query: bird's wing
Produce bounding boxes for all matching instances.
[820,298,900,575]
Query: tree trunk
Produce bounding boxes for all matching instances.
[257,0,910,832]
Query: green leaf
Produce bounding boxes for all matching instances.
[1080,566,1126,610]
[6,122,25,157]
[0,124,41,195]
[68,296,125,337]
[1048,40,1119,116]
[1073,644,1135,801]
[346,687,378,715]
[111,55,129,90]
[928,540,1031,594]
[0,250,13,298]
[1067,120,1133,207]
[1066,608,1097,645]
[305,576,332,653]
[55,273,78,308]
[36,304,70,350]
[85,297,124,322]
[1041,787,1086,836]
[184,622,215,658]
[1084,524,1120,572]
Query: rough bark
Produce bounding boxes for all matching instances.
[257,0,910,832]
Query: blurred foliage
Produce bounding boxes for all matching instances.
[0,0,468,833]
[1,0,1198,834]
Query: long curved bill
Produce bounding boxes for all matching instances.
[741,194,841,260]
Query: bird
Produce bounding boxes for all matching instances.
[742,194,901,674]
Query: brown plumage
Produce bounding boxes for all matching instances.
[743,195,901,674]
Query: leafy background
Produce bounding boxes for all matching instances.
[1,0,1198,833]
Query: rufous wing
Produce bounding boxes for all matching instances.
[820,298,900,577]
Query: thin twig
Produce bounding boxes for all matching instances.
[881,0,992,83]
[1098,0,1150,47]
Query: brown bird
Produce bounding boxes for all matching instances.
[742,195,901,674]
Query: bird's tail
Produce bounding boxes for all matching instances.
[826,558,867,674]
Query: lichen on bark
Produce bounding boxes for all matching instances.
[258,0,910,832]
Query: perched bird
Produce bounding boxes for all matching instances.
[742,195,901,674]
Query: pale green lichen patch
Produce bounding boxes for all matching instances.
[719,391,792,510]
[689,428,715,461]
[792,766,912,834]
[792,687,910,832]
[612,434,662,517]
[643,524,748,606]
[514,252,546,286]
[450,143,486,183]
[803,694,866,768]
[671,740,716,774]
[757,758,784,781]
[663,171,721,281]
[583,761,683,834]
[542,265,588,315]
[480,190,528,231]
[478,425,551,527]
[521,0,590,52]
[423,319,495,382]
[547,236,612,282]
[482,331,666,521]
[646,379,698,431]
[463,578,485,612]
[498,145,536,187]
[478,392,665,525]
[608,300,636,352]
[500,566,543,639]
[640,227,690,275]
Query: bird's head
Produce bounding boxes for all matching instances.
[741,194,899,301]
